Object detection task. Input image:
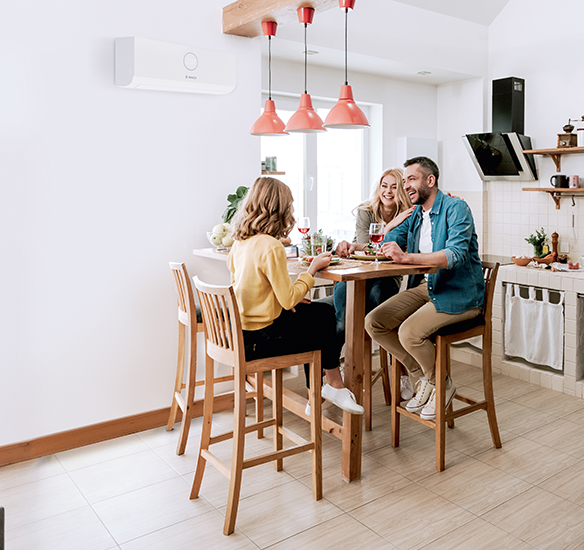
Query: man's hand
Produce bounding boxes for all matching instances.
[335,240,356,258]
[381,241,408,263]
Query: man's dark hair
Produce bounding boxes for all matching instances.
[404,156,439,187]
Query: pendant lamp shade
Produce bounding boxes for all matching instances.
[284,7,326,134]
[285,93,325,133]
[250,21,288,136]
[250,99,288,135]
[323,0,369,129]
[324,84,369,129]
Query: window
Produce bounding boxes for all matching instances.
[261,100,367,246]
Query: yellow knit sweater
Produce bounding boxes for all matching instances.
[227,234,314,331]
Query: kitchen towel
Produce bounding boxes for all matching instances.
[504,284,564,371]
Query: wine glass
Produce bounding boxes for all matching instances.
[369,223,385,265]
[298,217,310,239]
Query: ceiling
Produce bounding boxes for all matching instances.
[391,0,512,26]
[263,0,512,85]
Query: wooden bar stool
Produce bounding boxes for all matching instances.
[190,277,323,536]
[363,339,391,431]
[390,261,502,471]
[166,262,236,455]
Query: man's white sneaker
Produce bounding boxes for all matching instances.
[305,401,311,417]
[420,379,457,421]
[405,379,434,412]
[400,375,414,401]
[321,384,364,415]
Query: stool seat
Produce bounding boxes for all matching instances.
[434,314,485,336]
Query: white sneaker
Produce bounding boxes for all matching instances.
[321,384,364,415]
[420,378,457,421]
[405,379,434,412]
[400,375,414,401]
[305,401,311,416]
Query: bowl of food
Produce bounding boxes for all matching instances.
[207,223,234,251]
[511,256,532,266]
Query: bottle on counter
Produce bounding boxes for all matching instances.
[542,238,549,255]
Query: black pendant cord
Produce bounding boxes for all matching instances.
[344,8,348,85]
[304,23,308,94]
[268,35,272,100]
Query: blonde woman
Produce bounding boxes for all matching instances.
[334,168,415,398]
[228,176,364,415]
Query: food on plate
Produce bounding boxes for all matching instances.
[302,256,340,265]
[569,262,580,270]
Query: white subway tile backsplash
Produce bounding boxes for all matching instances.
[565,333,577,350]
[552,375,564,393]
[566,305,576,321]
[566,347,577,363]
[538,272,551,287]
[561,277,574,292]
[528,271,540,286]
[548,275,562,290]
[566,291,577,307]
[566,319,577,335]
[540,372,553,389]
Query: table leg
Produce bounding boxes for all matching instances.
[341,279,366,482]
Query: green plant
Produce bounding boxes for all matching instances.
[222,186,249,223]
[525,227,547,257]
[301,229,335,256]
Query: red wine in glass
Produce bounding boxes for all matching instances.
[369,223,385,264]
[298,227,310,235]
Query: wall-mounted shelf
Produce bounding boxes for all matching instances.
[523,146,584,172]
[261,171,286,175]
[522,188,584,209]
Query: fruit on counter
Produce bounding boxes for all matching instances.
[209,222,233,247]
[569,262,580,270]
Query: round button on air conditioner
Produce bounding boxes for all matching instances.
[183,53,198,71]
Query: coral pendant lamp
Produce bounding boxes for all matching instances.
[285,8,326,133]
[250,21,288,136]
[324,0,370,129]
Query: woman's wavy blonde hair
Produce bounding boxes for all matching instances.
[231,177,296,241]
[355,168,411,222]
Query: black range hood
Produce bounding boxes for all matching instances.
[463,77,537,182]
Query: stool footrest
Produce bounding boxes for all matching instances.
[243,443,315,470]
[201,449,231,478]
[395,406,436,429]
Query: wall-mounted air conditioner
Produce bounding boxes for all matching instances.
[114,37,236,95]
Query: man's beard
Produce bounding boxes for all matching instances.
[412,184,431,205]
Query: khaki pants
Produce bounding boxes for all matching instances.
[365,280,481,384]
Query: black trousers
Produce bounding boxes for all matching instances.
[242,301,342,387]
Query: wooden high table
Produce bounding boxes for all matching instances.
[193,248,437,482]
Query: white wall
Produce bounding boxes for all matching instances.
[483,0,584,259]
[0,0,260,445]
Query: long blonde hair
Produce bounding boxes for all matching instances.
[231,177,296,241]
[355,168,412,222]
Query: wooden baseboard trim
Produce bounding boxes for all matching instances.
[0,393,235,468]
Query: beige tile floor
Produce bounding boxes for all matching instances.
[3,358,584,549]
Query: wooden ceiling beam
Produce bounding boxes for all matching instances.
[223,0,339,38]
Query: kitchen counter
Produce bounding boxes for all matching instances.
[451,263,584,399]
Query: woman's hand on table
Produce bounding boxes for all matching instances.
[308,252,332,275]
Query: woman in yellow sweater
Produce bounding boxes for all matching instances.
[227,176,364,415]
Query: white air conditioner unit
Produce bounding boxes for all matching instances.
[115,37,236,95]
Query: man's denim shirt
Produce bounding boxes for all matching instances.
[383,189,485,315]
